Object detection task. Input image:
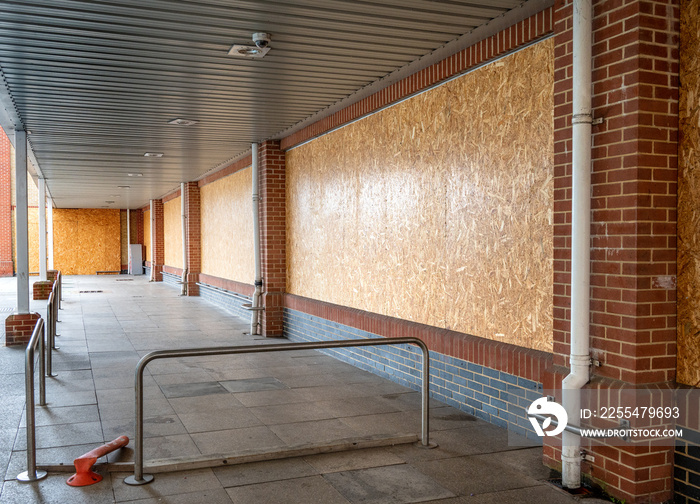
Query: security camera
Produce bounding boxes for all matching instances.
[252,32,271,49]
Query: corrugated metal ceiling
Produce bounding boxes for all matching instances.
[0,0,540,209]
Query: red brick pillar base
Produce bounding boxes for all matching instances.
[258,141,286,338]
[32,280,53,300]
[47,270,58,282]
[0,262,12,276]
[4,312,41,346]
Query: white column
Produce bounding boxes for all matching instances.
[47,200,54,270]
[14,130,29,313]
[38,178,47,281]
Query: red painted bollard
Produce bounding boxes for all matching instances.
[66,435,129,487]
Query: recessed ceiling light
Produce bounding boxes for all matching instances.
[143,152,163,157]
[168,118,199,126]
[105,200,115,204]
[228,44,270,58]
[117,185,131,189]
[128,173,143,177]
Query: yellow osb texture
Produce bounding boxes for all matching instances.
[12,207,40,272]
[164,197,183,269]
[53,209,121,274]
[678,0,700,386]
[143,209,151,262]
[200,167,254,283]
[286,39,554,352]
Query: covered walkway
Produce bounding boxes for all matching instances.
[0,275,583,504]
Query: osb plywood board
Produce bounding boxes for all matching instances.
[143,209,151,262]
[12,207,40,272]
[200,167,254,283]
[287,39,554,352]
[678,0,700,386]
[53,209,121,275]
[163,197,183,269]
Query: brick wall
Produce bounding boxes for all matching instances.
[259,141,286,337]
[0,129,12,276]
[549,1,680,502]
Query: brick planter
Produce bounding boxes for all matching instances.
[4,312,41,347]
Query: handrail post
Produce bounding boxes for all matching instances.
[39,321,46,406]
[123,358,152,485]
[419,342,430,446]
[52,281,60,346]
[57,271,62,310]
[125,337,433,486]
[17,319,48,483]
[46,291,57,377]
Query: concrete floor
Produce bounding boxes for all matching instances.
[0,275,590,503]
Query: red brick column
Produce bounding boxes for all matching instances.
[259,141,286,337]
[151,199,165,281]
[547,1,679,502]
[184,182,201,296]
[0,128,12,277]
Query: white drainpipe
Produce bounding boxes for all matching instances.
[180,182,188,296]
[561,0,592,490]
[250,143,262,335]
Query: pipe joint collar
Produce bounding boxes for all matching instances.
[572,113,592,125]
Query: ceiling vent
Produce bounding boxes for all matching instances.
[168,118,199,126]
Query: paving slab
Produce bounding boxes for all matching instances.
[213,457,317,487]
[304,447,406,474]
[225,475,351,504]
[324,464,455,504]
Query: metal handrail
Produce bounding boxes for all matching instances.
[56,271,62,310]
[46,289,58,377]
[124,337,431,486]
[17,318,48,482]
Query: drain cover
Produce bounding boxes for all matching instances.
[79,290,103,293]
[116,279,133,282]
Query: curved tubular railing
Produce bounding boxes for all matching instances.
[45,273,61,376]
[17,318,48,483]
[124,337,431,486]
[57,271,62,310]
